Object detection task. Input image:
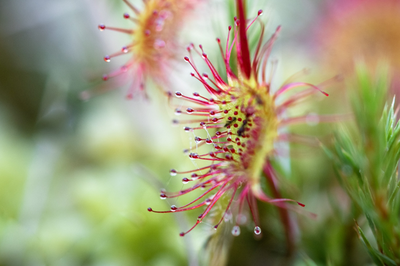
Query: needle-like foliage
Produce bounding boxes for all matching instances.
[325,64,400,265]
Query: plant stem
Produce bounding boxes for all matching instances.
[263,161,296,256]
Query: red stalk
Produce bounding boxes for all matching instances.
[236,0,251,79]
[263,161,296,256]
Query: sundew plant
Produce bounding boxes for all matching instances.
[83,0,202,99]
[5,0,400,265]
[148,0,329,241]
[91,0,400,265]
[87,0,400,265]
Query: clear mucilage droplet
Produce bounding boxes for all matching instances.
[154,38,166,49]
[175,108,182,115]
[191,173,198,181]
[205,198,212,205]
[236,214,247,225]
[231,225,241,236]
[254,226,262,235]
[155,18,165,32]
[224,210,232,222]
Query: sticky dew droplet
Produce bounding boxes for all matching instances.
[122,46,129,53]
[224,210,232,222]
[175,108,182,115]
[98,24,106,31]
[191,173,198,181]
[189,153,199,159]
[254,226,262,235]
[154,38,166,49]
[232,225,241,236]
[236,214,247,225]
